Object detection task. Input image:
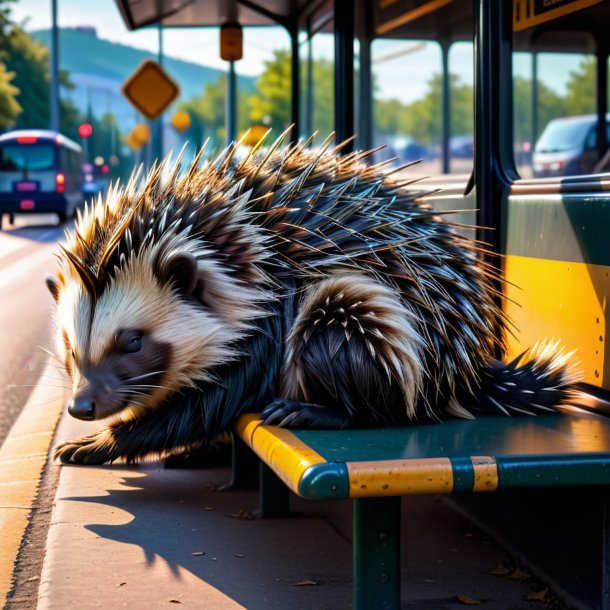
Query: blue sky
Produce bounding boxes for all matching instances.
[11,0,588,103]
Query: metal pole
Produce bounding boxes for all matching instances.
[441,42,450,174]
[473,0,515,255]
[334,0,354,153]
[532,51,538,153]
[50,0,60,132]
[305,35,313,136]
[595,38,608,162]
[289,24,300,143]
[156,25,165,161]
[358,1,373,152]
[226,61,237,145]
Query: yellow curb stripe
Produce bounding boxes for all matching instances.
[0,360,66,606]
[234,415,327,495]
[347,457,454,497]
[471,456,499,492]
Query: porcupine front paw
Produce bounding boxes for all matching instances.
[262,399,351,429]
[54,431,116,465]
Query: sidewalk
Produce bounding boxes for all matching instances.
[2,361,565,609]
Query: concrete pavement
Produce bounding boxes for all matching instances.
[2,359,566,609]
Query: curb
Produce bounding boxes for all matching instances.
[0,359,66,606]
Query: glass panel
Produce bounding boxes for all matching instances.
[513,52,534,178]
[237,27,292,139]
[300,30,334,141]
[529,52,597,178]
[448,42,474,176]
[0,144,56,172]
[371,39,442,174]
[165,28,226,158]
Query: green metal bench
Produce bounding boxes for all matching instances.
[233,409,610,609]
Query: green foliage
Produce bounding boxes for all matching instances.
[564,56,596,116]
[248,49,291,133]
[374,73,472,146]
[0,0,84,132]
[512,75,566,144]
[0,62,20,128]
[310,57,334,137]
[5,25,51,128]
[180,74,227,150]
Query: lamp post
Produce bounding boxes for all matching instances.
[50,0,60,132]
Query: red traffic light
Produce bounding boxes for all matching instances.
[78,123,93,138]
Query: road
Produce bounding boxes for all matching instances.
[0,213,67,448]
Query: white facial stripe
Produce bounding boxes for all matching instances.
[57,275,92,363]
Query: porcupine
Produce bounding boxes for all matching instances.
[47,132,578,465]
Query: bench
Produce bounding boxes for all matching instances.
[233,408,610,609]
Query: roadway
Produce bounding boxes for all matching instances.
[0,214,66,448]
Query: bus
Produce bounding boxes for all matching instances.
[0,129,84,228]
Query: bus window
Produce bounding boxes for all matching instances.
[371,39,442,173]
[0,143,55,172]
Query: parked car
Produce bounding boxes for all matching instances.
[533,114,610,177]
[449,135,474,158]
[403,141,430,162]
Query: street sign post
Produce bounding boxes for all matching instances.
[121,60,180,120]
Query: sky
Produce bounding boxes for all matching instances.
[10,0,589,103]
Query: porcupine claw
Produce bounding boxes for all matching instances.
[261,399,351,429]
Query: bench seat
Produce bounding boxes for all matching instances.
[234,409,610,609]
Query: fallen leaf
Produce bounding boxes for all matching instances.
[487,563,512,576]
[293,579,320,587]
[191,551,205,557]
[116,582,127,588]
[525,588,549,602]
[227,510,254,520]
[456,594,481,605]
[508,568,530,581]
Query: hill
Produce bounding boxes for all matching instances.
[32,28,255,102]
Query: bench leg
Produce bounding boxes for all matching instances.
[257,462,291,518]
[229,432,259,488]
[603,489,610,610]
[353,496,401,610]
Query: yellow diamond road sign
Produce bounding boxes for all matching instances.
[122,60,180,120]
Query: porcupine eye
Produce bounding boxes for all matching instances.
[117,330,143,354]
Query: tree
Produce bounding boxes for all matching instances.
[310,57,334,137]
[513,75,566,145]
[564,56,596,116]
[180,75,226,150]
[0,62,20,128]
[248,49,291,133]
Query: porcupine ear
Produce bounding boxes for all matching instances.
[45,274,61,302]
[160,252,198,295]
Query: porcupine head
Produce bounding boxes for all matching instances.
[45,149,271,429]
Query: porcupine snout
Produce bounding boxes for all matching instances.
[68,395,96,420]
